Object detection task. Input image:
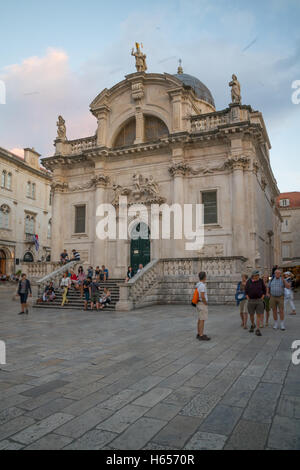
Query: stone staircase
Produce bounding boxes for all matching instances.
[34,279,123,311]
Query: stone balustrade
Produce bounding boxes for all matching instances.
[21,262,60,280]
[70,136,97,154]
[190,105,250,133]
[36,260,80,297]
[116,256,247,311]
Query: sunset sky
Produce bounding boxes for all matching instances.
[0,0,299,191]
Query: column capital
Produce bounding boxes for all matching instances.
[169,161,191,177]
[224,155,250,171]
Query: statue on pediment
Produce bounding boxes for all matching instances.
[57,115,66,141]
[229,74,241,104]
[131,43,147,72]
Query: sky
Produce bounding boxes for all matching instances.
[0,0,299,192]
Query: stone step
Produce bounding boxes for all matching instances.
[35,279,121,310]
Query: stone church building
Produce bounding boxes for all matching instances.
[42,52,281,306]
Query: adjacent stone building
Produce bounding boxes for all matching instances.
[42,57,281,291]
[277,192,300,263]
[0,147,52,275]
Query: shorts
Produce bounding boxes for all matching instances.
[91,293,99,303]
[20,293,28,304]
[84,290,90,301]
[239,299,248,314]
[247,299,264,315]
[270,295,284,310]
[196,302,208,321]
[264,296,270,312]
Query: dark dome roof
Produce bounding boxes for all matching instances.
[173,73,215,107]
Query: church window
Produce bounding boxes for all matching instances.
[144,116,169,142]
[202,191,217,224]
[75,205,86,233]
[114,118,136,148]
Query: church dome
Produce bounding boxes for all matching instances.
[173,72,215,107]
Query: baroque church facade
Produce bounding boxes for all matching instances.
[42,50,281,283]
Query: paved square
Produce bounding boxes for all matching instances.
[0,285,299,450]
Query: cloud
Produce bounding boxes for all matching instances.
[0,48,97,156]
[0,13,299,192]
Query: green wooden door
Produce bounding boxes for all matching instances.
[130,223,150,273]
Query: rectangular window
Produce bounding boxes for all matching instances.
[202,191,217,224]
[282,244,290,259]
[280,199,290,207]
[282,219,289,232]
[75,205,86,233]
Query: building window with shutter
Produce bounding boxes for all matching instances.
[75,205,86,233]
[282,244,291,259]
[1,171,6,188]
[27,182,31,197]
[202,191,218,224]
[0,204,10,229]
[7,173,12,189]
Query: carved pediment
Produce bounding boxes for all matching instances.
[112,174,166,206]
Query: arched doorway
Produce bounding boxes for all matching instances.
[0,249,6,274]
[130,222,150,273]
[23,252,34,263]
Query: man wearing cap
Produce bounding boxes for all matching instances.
[245,270,266,336]
[267,269,290,330]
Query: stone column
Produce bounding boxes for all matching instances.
[168,90,182,133]
[94,175,109,266]
[96,106,110,147]
[169,157,191,258]
[51,186,65,262]
[134,106,144,145]
[230,156,249,256]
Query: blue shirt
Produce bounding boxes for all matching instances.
[269,277,284,297]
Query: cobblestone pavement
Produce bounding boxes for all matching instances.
[0,285,299,450]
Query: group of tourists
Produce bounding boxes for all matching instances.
[236,268,296,336]
[59,265,111,309]
[60,249,81,264]
[191,267,297,342]
[125,264,143,282]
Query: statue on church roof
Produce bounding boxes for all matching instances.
[229,74,241,104]
[131,43,147,72]
[57,115,67,141]
[177,59,183,74]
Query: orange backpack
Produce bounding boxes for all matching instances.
[191,288,199,307]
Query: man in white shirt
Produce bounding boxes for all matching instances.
[196,271,211,341]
